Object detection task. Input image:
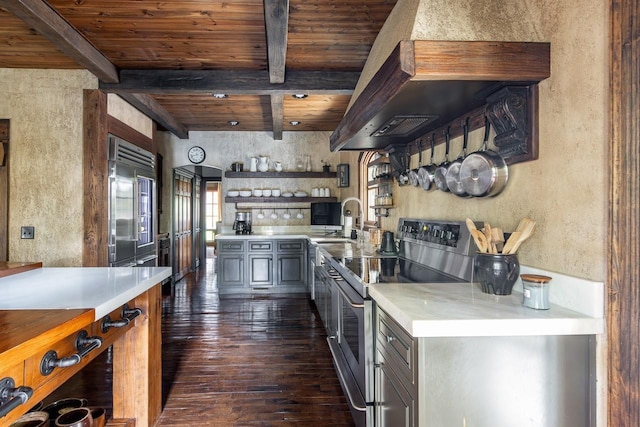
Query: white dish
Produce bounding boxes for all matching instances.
[282,192,294,198]
[227,190,240,197]
[252,189,263,197]
[239,190,252,197]
[294,191,308,197]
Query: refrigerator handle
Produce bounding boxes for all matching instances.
[134,177,140,242]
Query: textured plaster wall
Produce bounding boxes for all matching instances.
[156,131,342,233]
[0,69,97,266]
[343,0,608,281]
[107,94,153,138]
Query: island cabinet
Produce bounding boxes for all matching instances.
[0,285,162,427]
[374,305,594,427]
[217,237,307,293]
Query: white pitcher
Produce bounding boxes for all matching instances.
[249,157,258,172]
[257,156,270,172]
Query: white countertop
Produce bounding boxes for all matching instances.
[0,267,171,320]
[369,281,604,338]
[216,231,351,243]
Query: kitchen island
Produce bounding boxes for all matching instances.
[0,266,171,426]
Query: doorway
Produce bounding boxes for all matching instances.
[171,166,222,282]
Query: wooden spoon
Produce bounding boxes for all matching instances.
[509,219,537,254]
[466,218,486,252]
[491,228,505,253]
[502,231,521,255]
[473,229,489,253]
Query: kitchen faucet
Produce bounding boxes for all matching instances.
[341,197,364,237]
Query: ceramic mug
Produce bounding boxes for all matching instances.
[55,407,92,427]
[270,211,278,219]
[90,407,106,427]
[283,210,291,219]
[296,211,304,219]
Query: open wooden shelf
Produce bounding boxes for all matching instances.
[225,196,337,203]
[225,171,337,178]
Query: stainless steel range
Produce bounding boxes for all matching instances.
[316,218,477,427]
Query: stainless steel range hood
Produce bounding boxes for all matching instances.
[330,40,550,152]
[329,0,550,153]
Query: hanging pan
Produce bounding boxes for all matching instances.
[433,127,452,192]
[459,116,509,197]
[397,147,410,186]
[408,142,420,187]
[418,133,437,191]
[446,117,471,197]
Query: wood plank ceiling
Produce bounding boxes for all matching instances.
[0,0,396,139]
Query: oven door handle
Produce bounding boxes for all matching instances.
[327,336,367,412]
[334,282,365,308]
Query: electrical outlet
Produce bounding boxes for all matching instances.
[21,226,34,239]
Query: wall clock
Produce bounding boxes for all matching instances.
[188,146,206,164]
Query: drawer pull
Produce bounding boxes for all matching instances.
[0,377,33,418]
[40,331,103,376]
[100,304,142,333]
[386,335,395,344]
[101,315,129,333]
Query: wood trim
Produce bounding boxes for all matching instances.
[0,119,8,261]
[107,115,155,154]
[608,0,640,424]
[83,90,109,267]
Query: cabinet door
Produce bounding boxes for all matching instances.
[277,254,305,286]
[375,352,415,427]
[218,254,245,287]
[249,254,273,287]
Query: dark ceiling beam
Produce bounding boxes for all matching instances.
[118,94,189,139]
[270,93,284,140]
[0,0,118,83]
[264,0,289,84]
[99,70,360,95]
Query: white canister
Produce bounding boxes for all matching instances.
[311,188,320,197]
[324,188,331,197]
[521,274,552,309]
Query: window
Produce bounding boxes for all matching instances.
[359,151,384,229]
[205,182,221,242]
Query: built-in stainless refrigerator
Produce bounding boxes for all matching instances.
[108,135,157,267]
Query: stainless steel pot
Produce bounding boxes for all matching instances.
[459,117,509,197]
[433,127,451,192]
[445,118,471,197]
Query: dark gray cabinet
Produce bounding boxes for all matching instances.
[216,237,307,293]
[248,241,274,287]
[375,306,418,427]
[276,240,306,287]
[217,240,246,290]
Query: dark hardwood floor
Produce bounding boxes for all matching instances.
[45,257,355,426]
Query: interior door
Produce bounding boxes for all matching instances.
[173,170,193,282]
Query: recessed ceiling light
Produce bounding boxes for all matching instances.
[290,121,301,126]
[212,93,228,99]
[228,121,240,126]
[292,94,308,99]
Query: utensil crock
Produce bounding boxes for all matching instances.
[473,253,520,295]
